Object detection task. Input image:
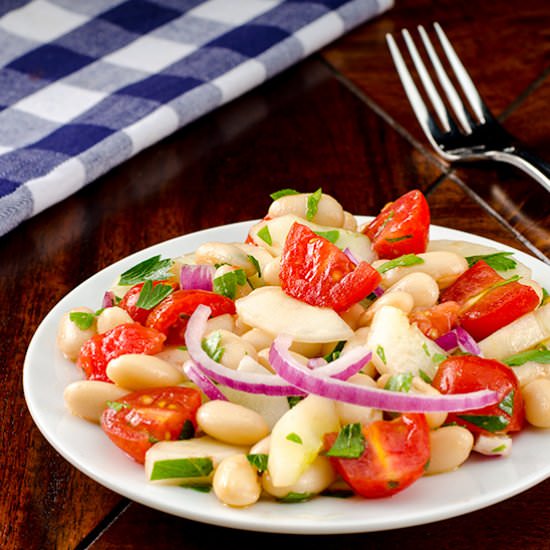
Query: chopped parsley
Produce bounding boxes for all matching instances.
[419,369,433,384]
[286,432,303,444]
[118,255,174,286]
[503,348,550,366]
[247,254,262,277]
[106,400,129,412]
[326,423,365,458]
[377,254,424,274]
[376,345,387,365]
[213,268,247,299]
[465,251,517,271]
[491,444,507,453]
[306,187,322,221]
[150,457,213,481]
[135,280,174,310]
[431,353,447,365]
[201,331,224,362]
[179,419,195,440]
[257,225,272,246]
[287,396,304,408]
[457,414,510,432]
[270,188,300,200]
[498,391,515,416]
[69,311,95,330]
[246,453,269,473]
[324,341,345,362]
[386,234,412,243]
[384,372,413,393]
[314,230,339,244]
[278,492,314,503]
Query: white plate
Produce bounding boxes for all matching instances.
[23,219,550,534]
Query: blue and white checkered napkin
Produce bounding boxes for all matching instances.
[0,0,392,237]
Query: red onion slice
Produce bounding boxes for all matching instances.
[269,336,499,413]
[343,247,359,265]
[436,327,482,356]
[180,264,215,291]
[185,305,303,396]
[102,291,115,308]
[183,360,227,401]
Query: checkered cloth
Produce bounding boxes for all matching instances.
[0,0,392,237]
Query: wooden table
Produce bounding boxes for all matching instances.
[3,0,549,548]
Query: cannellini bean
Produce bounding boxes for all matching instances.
[106,353,185,390]
[56,307,97,361]
[386,272,439,308]
[64,380,130,423]
[268,192,345,227]
[241,328,274,351]
[341,327,376,377]
[359,290,414,326]
[204,313,236,335]
[213,264,252,299]
[373,251,468,289]
[213,454,261,507]
[289,340,324,358]
[262,257,281,286]
[262,456,336,499]
[249,435,271,455]
[195,242,257,276]
[342,211,358,231]
[425,426,474,475]
[209,329,258,370]
[154,346,190,370]
[512,361,550,387]
[522,378,550,428]
[96,306,133,334]
[196,400,270,445]
[340,303,366,330]
[473,434,512,457]
[335,373,383,425]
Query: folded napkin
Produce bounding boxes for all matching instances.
[0,0,392,237]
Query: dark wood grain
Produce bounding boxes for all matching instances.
[2,1,549,549]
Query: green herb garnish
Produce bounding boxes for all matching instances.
[314,230,340,244]
[150,457,213,481]
[324,341,345,363]
[135,279,174,310]
[278,492,314,503]
[326,423,365,458]
[201,331,224,362]
[386,234,412,243]
[257,225,272,246]
[287,396,303,408]
[503,348,550,366]
[498,391,515,416]
[306,187,322,221]
[377,254,424,274]
[457,414,510,432]
[270,188,300,200]
[119,255,174,285]
[491,445,506,453]
[384,372,413,393]
[247,254,262,277]
[418,369,433,384]
[376,345,387,365]
[106,400,129,412]
[465,251,517,271]
[179,419,195,440]
[286,432,303,444]
[213,268,247,299]
[69,311,95,330]
[183,484,212,493]
[246,453,269,473]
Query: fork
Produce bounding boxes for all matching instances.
[386,22,550,193]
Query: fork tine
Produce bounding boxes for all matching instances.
[433,22,490,123]
[417,25,473,134]
[385,33,444,146]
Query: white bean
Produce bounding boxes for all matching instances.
[241,328,274,351]
[154,346,190,371]
[195,242,257,276]
[425,425,474,475]
[342,211,358,231]
[196,400,270,445]
[96,306,133,334]
[335,374,383,425]
[56,307,97,361]
[373,251,468,289]
[213,265,252,299]
[106,353,185,390]
[262,258,281,286]
[523,378,550,428]
[204,313,236,335]
[249,435,271,455]
[359,290,414,326]
[268,192,345,227]
[213,454,261,507]
[386,272,439,308]
[340,303,366,330]
[208,329,258,371]
[64,380,130,423]
[262,455,336,499]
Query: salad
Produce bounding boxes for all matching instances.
[57,189,550,508]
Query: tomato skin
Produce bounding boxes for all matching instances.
[363,190,430,260]
[119,281,178,324]
[432,355,525,436]
[100,386,202,464]
[409,301,460,340]
[145,289,236,345]
[77,323,166,382]
[324,414,430,498]
[279,222,382,312]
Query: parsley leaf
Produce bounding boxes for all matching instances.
[119,255,174,285]
[257,225,272,246]
[135,280,174,310]
[376,345,387,365]
[247,254,262,277]
[278,492,314,503]
[150,457,213,481]
[498,391,515,417]
[465,251,517,271]
[306,188,322,221]
[213,268,247,299]
[324,341,345,363]
[326,423,365,458]
[106,400,129,412]
[314,230,339,244]
[69,311,95,330]
[286,432,303,444]
[202,331,224,362]
[377,254,424,274]
[270,188,300,200]
[246,453,269,473]
[457,414,510,432]
[384,372,413,393]
[385,234,412,243]
[503,348,550,366]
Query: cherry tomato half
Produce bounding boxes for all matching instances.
[324,414,430,498]
[409,301,461,340]
[432,355,525,436]
[363,190,430,260]
[119,280,179,324]
[279,222,382,312]
[101,386,202,464]
[77,323,166,382]
[145,289,236,345]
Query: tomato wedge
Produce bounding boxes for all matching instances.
[77,323,166,382]
[101,386,202,464]
[119,281,179,324]
[279,222,381,312]
[432,355,525,436]
[324,414,430,498]
[440,260,540,341]
[409,301,461,340]
[145,289,236,345]
[363,190,430,260]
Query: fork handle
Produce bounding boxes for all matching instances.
[493,147,550,193]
